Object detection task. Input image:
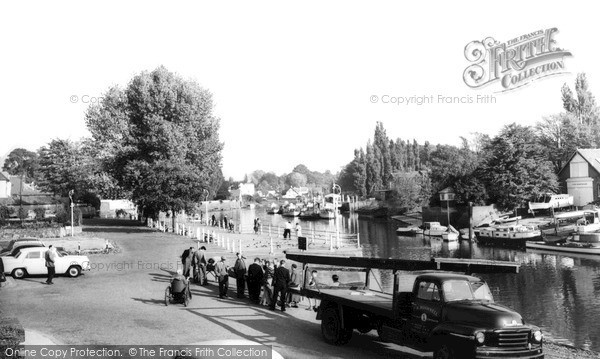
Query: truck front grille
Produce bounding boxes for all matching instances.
[494,329,530,349]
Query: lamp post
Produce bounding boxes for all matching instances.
[68,189,74,237]
[202,188,209,225]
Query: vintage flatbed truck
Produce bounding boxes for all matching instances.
[286,253,544,359]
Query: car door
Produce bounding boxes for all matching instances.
[410,280,443,339]
[23,250,44,275]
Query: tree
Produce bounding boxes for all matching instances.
[561,73,599,126]
[2,148,40,183]
[85,66,223,221]
[481,123,558,210]
[286,172,307,188]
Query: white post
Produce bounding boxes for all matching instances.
[238,238,242,255]
[226,237,230,251]
[175,223,179,235]
[231,240,235,253]
[70,201,74,237]
[329,234,333,251]
[357,232,360,248]
[270,236,274,254]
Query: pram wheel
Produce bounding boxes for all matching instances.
[164,286,171,306]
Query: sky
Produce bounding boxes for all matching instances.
[0,1,597,180]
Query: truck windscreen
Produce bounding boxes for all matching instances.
[442,280,494,302]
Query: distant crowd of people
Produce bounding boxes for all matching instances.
[173,246,343,312]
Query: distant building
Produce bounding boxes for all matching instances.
[283,186,309,199]
[558,148,600,206]
[229,182,256,201]
[0,172,11,199]
[99,199,137,218]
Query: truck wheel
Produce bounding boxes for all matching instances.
[321,308,352,345]
[433,344,454,359]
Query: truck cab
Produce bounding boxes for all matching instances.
[387,273,544,358]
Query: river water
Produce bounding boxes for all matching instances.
[218,208,600,351]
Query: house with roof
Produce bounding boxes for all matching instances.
[558,149,600,206]
[282,186,309,199]
[0,172,11,199]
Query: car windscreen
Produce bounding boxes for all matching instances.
[443,280,494,302]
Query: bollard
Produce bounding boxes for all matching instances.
[175,223,179,235]
[231,240,235,253]
[226,237,230,251]
[269,236,274,255]
[357,232,360,248]
[197,227,201,241]
[238,238,242,255]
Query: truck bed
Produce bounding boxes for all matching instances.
[306,288,394,317]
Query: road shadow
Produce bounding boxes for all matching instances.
[131,297,167,306]
[82,218,155,234]
[181,296,420,358]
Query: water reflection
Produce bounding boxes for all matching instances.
[234,209,600,351]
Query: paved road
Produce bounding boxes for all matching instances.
[0,219,425,359]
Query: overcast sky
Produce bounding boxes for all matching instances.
[0,1,596,180]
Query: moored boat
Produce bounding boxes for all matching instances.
[442,225,460,242]
[421,222,448,237]
[396,226,422,236]
[526,241,600,255]
[476,224,543,247]
[282,207,300,217]
[319,208,336,219]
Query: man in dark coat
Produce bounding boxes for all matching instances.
[215,256,229,298]
[246,257,264,303]
[193,246,208,285]
[234,252,247,298]
[181,247,194,277]
[270,259,290,312]
[45,245,57,285]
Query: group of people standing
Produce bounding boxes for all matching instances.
[178,246,324,312]
[212,254,303,312]
[180,246,209,285]
[283,221,302,239]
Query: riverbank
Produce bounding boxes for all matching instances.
[1,219,598,358]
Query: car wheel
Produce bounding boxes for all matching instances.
[67,266,81,278]
[12,268,26,279]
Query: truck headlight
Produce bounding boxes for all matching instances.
[532,330,543,343]
[475,331,485,345]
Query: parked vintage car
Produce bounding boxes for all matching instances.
[0,243,45,257]
[0,238,45,256]
[2,247,90,279]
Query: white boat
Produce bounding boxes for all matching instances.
[575,209,600,233]
[528,193,573,213]
[526,241,600,255]
[442,225,459,242]
[476,224,543,247]
[420,222,448,237]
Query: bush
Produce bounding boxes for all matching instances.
[34,208,46,221]
[17,207,28,221]
[54,206,68,224]
[115,209,127,218]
